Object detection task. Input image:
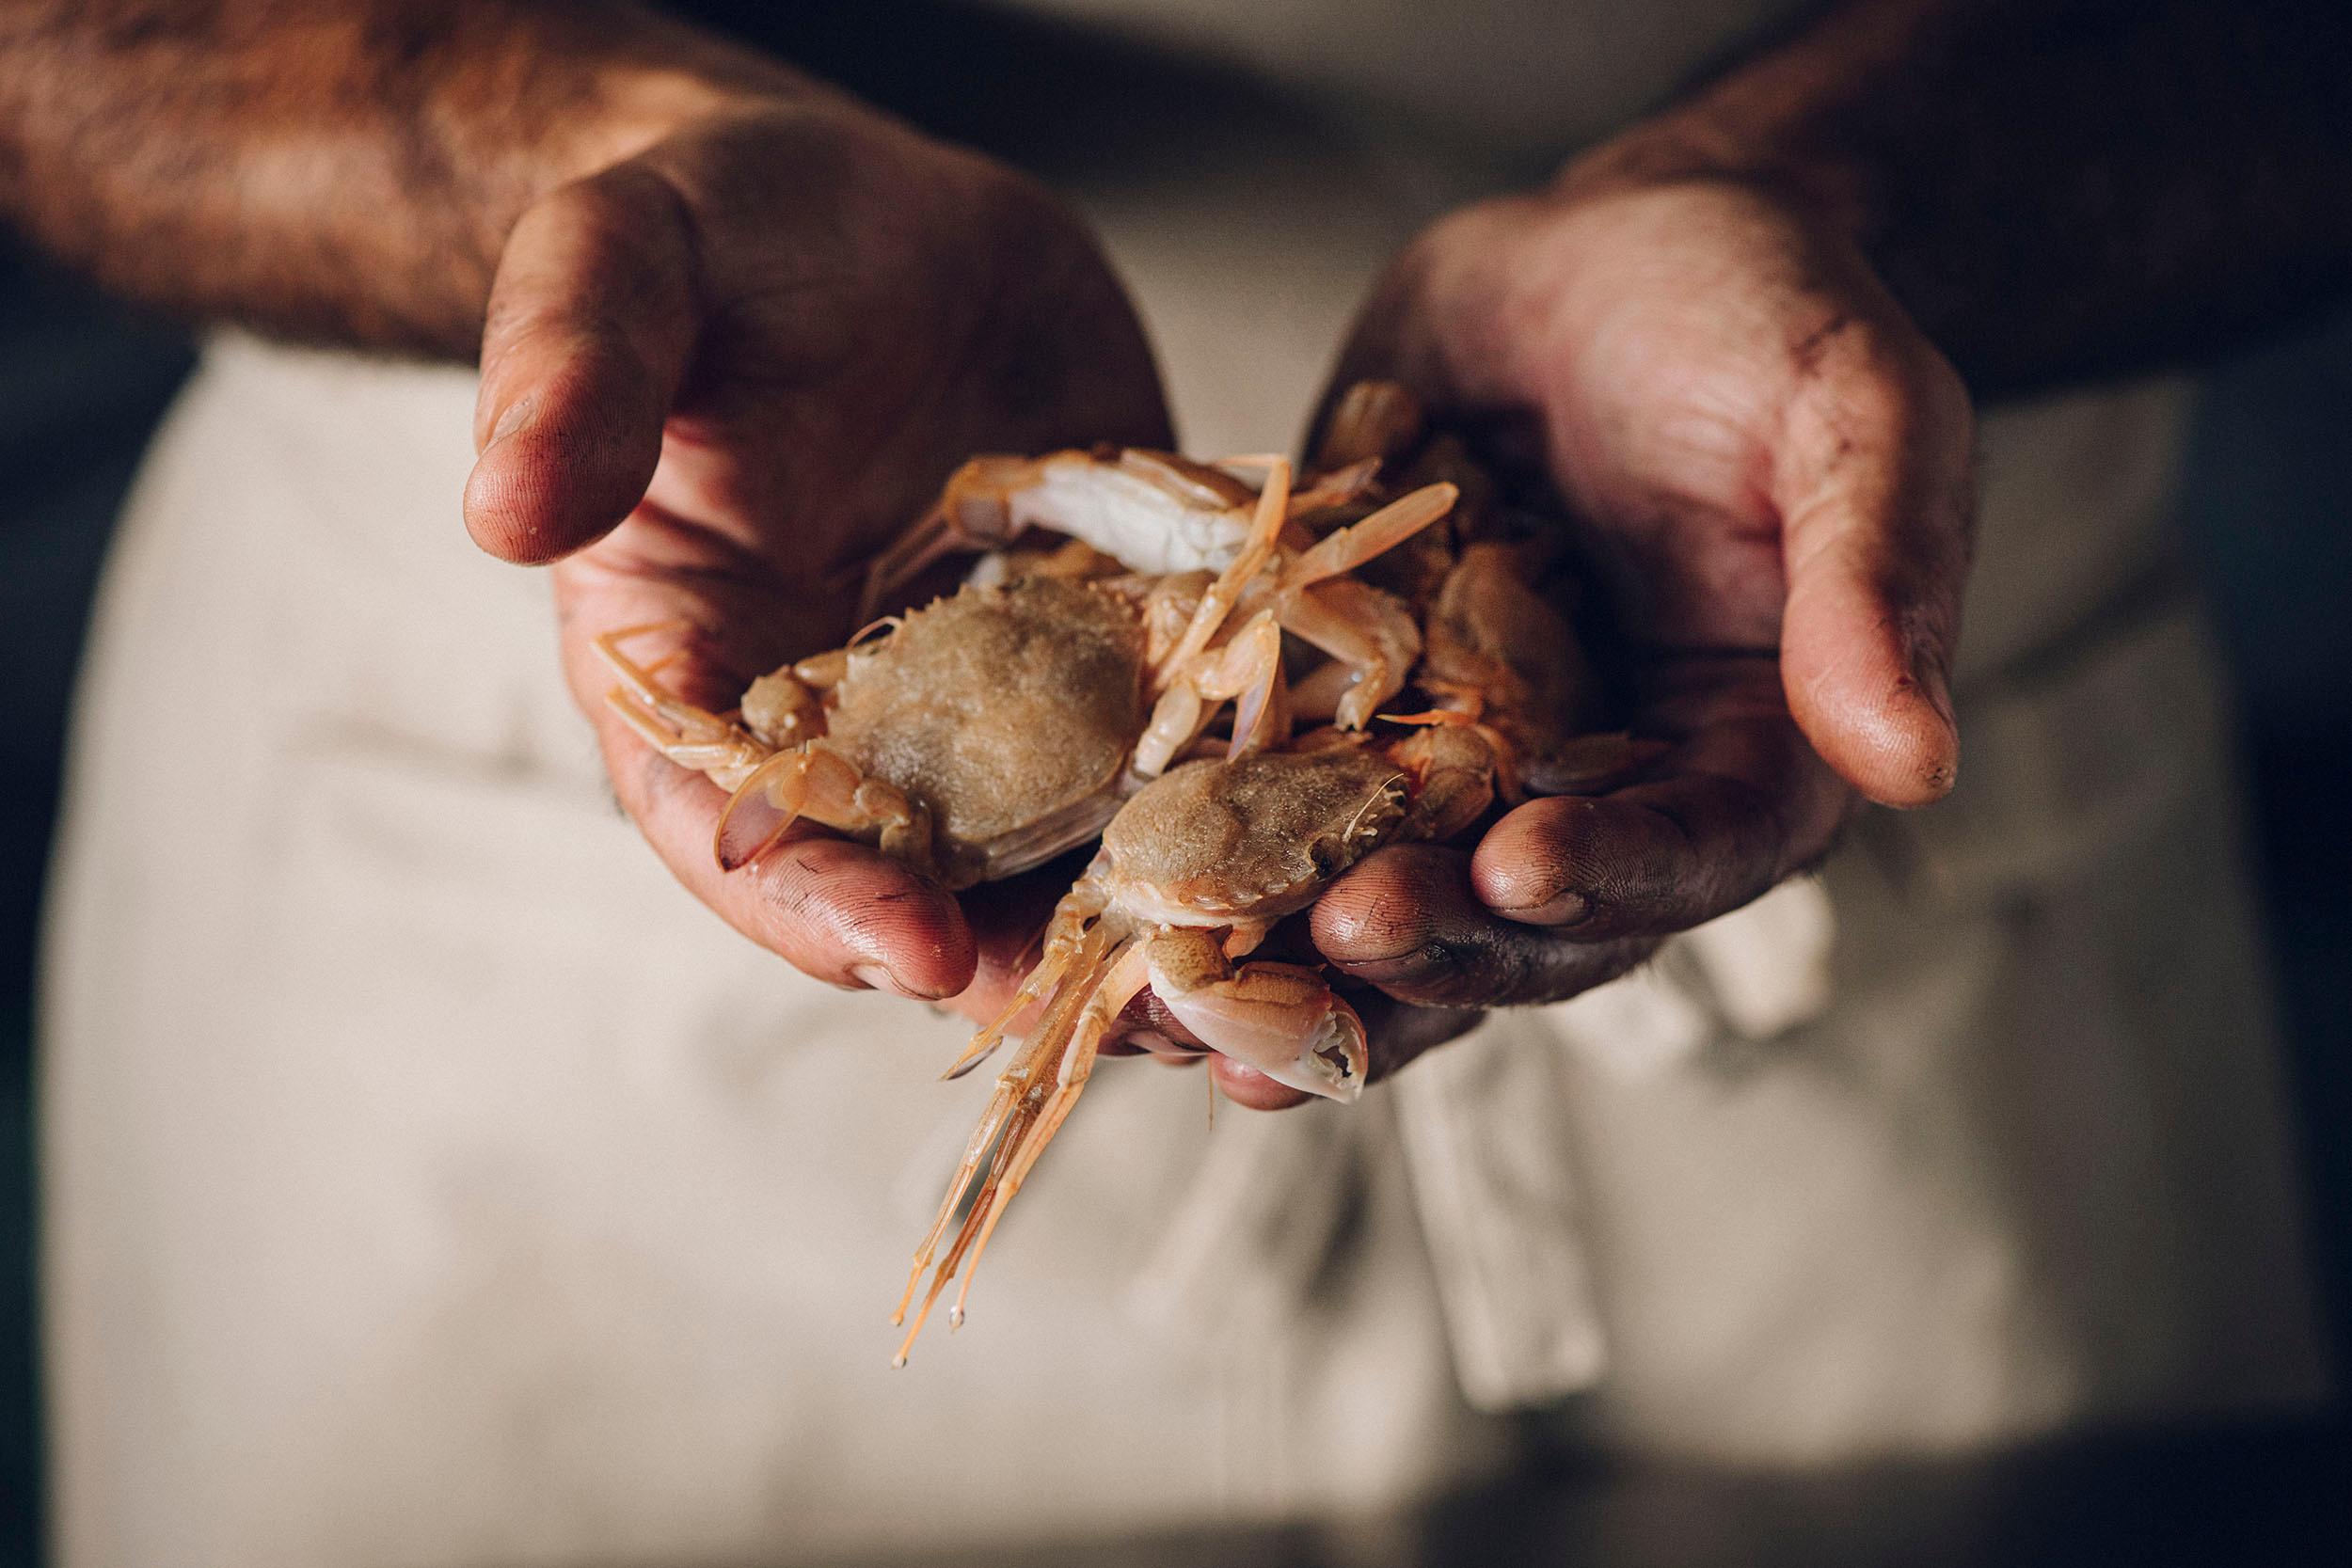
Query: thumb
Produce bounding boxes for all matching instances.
[464,164,699,564]
[1774,337,1975,808]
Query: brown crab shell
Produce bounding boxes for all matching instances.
[1101,746,1408,925]
[824,576,1147,886]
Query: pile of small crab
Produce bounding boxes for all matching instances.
[595,383,1658,1364]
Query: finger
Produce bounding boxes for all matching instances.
[1211,1057,1311,1112]
[1120,956,1478,1111]
[1775,324,1975,807]
[563,611,977,1000]
[942,865,1074,1028]
[1353,990,1486,1077]
[1470,658,1852,938]
[1120,1032,1210,1065]
[465,164,700,564]
[614,731,977,999]
[1312,844,1657,1009]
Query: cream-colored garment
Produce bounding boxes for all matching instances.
[41,8,2329,1568]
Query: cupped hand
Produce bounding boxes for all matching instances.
[1257,171,1976,1107]
[462,101,1169,1002]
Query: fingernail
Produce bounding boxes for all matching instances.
[485,395,534,449]
[1335,942,1455,988]
[1492,888,1590,926]
[1132,1032,1209,1062]
[851,962,928,1000]
[1905,637,1958,731]
[1905,647,1961,797]
[1919,665,1957,733]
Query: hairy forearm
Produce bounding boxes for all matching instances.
[0,1,803,356]
[1587,0,2352,398]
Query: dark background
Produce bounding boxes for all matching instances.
[2,244,2347,1561]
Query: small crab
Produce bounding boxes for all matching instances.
[1408,540,1667,797]
[596,575,1151,889]
[1313,387,1665,797]
[595,460,1456,889]
[890,725,1497,1360]
[859,442,1388,617]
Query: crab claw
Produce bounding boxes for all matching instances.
[1144,932,1368,1102]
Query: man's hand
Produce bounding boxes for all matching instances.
[464,103,1168,1001]
[1235,0,2352,1108]
[1255,171,1974,1106]
[2,2,1179,1003]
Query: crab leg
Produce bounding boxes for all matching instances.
[595,625,774,786]
[1224,635,1291,761]
[1284,455,1383,515]
[604,688,770,783]
[1279,481,1456,591]
[893,984,1083,1346]
[856,457,1043,621]
[1133,609,1288,775]
[1275,577,1423,731]
[1144,927,1370,1102]
[944,939,1152,1329]
[595,625,736,741]
[1158,458,1291,686]
[941,942,1071,1083]
[1136,477,1454,770]
[892,923,1120,1363]
[940,874,1111,1082]
[711,747,925,872]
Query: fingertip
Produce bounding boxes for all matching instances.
[1788,658,1959,809]
[462,363,667,564]
[467,165,696,564]
[1210,1056,1311,1111]
[1870,689,1960,808]
[1780,546,1963,809]
[1308,844,1459,964]
[1468,798,1601,925]
[462,440,566,564]
[722,823,977,1000]
[1310,847,1505,1006]
[849,876,977,1002]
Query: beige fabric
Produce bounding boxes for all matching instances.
[42,337,1511,1567]
[40,7,2329,1564]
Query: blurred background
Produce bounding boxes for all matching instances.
[3,31,2349,1546]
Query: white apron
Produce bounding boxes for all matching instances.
[41,3,2328,1563]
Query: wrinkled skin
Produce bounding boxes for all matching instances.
[462,103,1169,1000]
[1240,174,1976,1110]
